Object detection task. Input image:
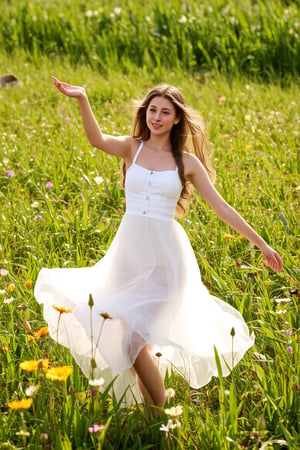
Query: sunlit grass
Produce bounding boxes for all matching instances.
[0,48,299,448]
[0,0,299,81]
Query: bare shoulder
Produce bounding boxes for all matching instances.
[101,135,140,162]
[182,152,206,179]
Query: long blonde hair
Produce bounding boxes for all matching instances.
[123,84,215,217]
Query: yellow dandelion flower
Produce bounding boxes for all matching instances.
[24,280,33,289]
[223,233,234,240]
[8,398,33,410]
[34,326,48,339]
[1,345,9,352]
[6,283,15,292]
[53,305,72,314]
[19,359,49,372]
[46,366,73,382]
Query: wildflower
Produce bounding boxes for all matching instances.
[35,215,43,220]
[89,378,105,388]
[24,280,32,289]
[8,398,33,410]
[287,346,293,354]
[100,312,112,320]
[5,169,15,177]
[1,345,9,352]
[223,233,234,240]
[53,305,72,314]
[46,181,53,189]
[16,430,30,437]
[89,389,98,397]
[20,359,49,372]
[65,116,70,122]
[0,268,9,276]
[31,201,39,208]
[114,7,122,15]
[46,365,73,381]
[285,329,292,336]
[5,283,15,292]
[275,298,290,304]
[160,419,178,437]
[34,326,48,339]
[165,387,176,399]
[216,94,226,102]
[88,424,105,433]
[25,385,38,397]
[178,15,187,23]
[29,326,48,341]
[165,405,183,417]
[160,423,170,437]
[94,176,104,185]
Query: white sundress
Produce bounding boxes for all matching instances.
[34,141,255,404]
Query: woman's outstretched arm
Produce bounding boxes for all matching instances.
[184,152,283,272]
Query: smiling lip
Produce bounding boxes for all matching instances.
[152,123,162,129]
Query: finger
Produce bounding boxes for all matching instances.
[52,76,59,85]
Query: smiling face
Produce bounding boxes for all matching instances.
[146,96,179,137]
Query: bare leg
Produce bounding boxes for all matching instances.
[133,345,166,415]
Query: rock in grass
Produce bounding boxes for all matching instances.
[0,74,21,88]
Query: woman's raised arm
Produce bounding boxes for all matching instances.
[52,76,132,160]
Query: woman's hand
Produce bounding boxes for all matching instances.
[52,76,86,99]
[259,243,283,272]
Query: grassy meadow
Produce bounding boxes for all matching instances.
[0,0,299,449]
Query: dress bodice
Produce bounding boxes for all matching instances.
[125,142,183,220]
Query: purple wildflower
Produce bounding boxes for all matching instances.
[285,329,292,336]
[287,346,293,354]
[65,116,70,122]
[5,169,14,177]
[88,424,105,433]
[46,181,53,189]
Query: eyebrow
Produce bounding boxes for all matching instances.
[149,104,172,112]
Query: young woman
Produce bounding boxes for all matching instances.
[34,77,282,412]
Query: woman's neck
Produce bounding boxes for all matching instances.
[145,137,172,153]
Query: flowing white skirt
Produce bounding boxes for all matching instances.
[34,214,254,404]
